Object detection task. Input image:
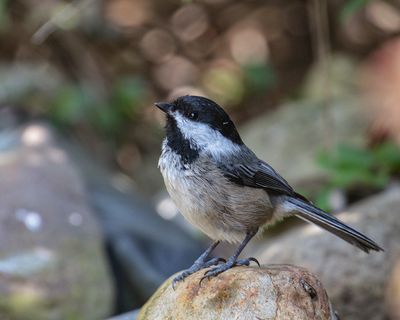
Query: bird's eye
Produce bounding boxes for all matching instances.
[189,111,198,120]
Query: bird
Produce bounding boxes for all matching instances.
[155,95,383,287]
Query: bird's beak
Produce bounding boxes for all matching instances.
[154,102,174,113]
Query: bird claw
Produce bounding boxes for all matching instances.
[200,260,235,284]
[172,257,225,290]
[235,257,260,267]
[199,257,261,285]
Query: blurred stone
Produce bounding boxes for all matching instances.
[240,97,368,187]
[0,123,113,319]
[252,187,398,319]
[385,256,400,320]
[138,265,336,320]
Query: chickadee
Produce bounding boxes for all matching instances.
[155,95,383,286]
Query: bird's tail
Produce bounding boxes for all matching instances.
[286,197,383,253]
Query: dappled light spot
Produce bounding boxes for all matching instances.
[230,27,268,65]
[171,4,209,42]
[21,125,51,147]
[140,29,176,63]
[0,248,55,276]
[366,1,400,33]
[154,56,199,91]
[68,212,83,227]
[15,209,43,232]
[105,0,150,29]
[156,197,178,220]
[202,59,244,105]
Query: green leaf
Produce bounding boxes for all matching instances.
[314,188,332,212]
[112,77,146,118]
[334,144,374,169]
[91,104,122,134]
[0,0,9,32]
[243,63,276,93]
[50,86,85,125]
[373,142,400,172]
[317,144,373,171]
[330,167,387,189]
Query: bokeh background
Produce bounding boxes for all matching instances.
[0,0,399,319]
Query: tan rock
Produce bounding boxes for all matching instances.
[138,265,337,320]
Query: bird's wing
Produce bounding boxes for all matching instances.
[221,158,310,202]
[221,159,294,194]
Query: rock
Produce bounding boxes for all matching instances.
[138,265,337,320]
[108,309,139,320]
[240,98,368,187]
[252,187,397,320]
[0,123,113,319]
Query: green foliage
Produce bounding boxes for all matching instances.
[243,63,276,94]
[111,77,146,118]
[0,0,9,32]
[313,187,332,213]
[203,67,245,106]
[51,86,86,124]
[50,76,148,137]
[314,142,400,210]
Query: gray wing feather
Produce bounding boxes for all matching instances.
[220,155,296,196]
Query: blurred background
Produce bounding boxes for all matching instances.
[0,0,399,319]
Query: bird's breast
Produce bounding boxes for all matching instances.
[158,146,275,243]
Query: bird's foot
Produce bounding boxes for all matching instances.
[200,256,260,284]
[235,257,260,267]
[172,257,225,289]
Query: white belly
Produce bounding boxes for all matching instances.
[159,148,274,243]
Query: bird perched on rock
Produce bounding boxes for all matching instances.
[155,95,383,287]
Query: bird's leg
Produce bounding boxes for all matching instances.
[200,230,259,283]
[173,240,224,288]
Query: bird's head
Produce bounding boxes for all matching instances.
[155,96,243,154]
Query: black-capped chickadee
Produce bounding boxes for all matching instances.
[155,95,383,286]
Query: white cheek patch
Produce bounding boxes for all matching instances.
[173,112,241,158]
